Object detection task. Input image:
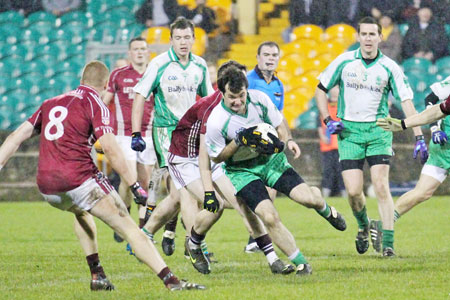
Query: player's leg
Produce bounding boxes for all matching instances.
[341,163,370,254]
[395,169,443,218]
[142,193,180,240]
[321,150,334,197]
[136,160,154,228]
[237,180,310,276]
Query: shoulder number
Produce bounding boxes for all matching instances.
[44,106,68,141]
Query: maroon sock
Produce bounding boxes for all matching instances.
[86,253,105,278]
[157,267,180,287]
[255,234,275,256]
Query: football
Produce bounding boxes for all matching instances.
[231,123,278,162]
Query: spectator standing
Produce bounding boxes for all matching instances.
[135,0,181,28]
[42,0,81,16]
[185,0,218,34]
[379,13,403,62]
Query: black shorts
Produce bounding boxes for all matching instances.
[340,155,390,171]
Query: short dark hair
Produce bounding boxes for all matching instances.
[357,16,382,35]
[217,67,248,94]
[217,60,247,79]
[170,17,195,38]
[257,41,280,55]
[128,36,147,49]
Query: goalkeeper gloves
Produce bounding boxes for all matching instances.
[130,182,148,205]
[203,191,220,213]
[431,126,448,145]
[131,132,146,152]
[234,126,261,148]
[256,132,285,155]
[413,135,429,164]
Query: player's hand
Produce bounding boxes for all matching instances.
[324,117,344,134]
[376,117,404,132]
[234,126,261,147]
[413,135,428,164]
[256,132,285,155]
[131,132,146,152]
[130,182,148,205]
[203,191,219,213]
[431,130,448,145]
[287,139,301,159]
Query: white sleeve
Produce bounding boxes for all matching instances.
[205,120,227,159]
[430,76,450,100]
[318,53,351,90]
[250,90,283,128]
[390,63,414,102]
[133,59,158,99]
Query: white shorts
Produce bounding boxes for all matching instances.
[41,173,116,211]
[167,153,225,190]
[116,135,157,165]
[421,164,448,183]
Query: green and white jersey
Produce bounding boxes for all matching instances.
[318,48,413,122]
[205,89,283,159]
[133,47,214,127]
[431,75,450,134]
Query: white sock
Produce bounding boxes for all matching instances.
[288,249,300,261]
[267,251,278,265]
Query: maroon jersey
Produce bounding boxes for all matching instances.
[440,94,450,115]
[107,64,153,137]
[169,90,222,158]
[28,85,115,194]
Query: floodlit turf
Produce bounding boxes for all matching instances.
[0,197,448,300]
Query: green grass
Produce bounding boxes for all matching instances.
[0,197,449,300]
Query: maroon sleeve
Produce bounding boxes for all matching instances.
[439,94,450,115]
[90,96,115,139]
[27,105,43,133]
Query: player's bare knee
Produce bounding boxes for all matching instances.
[259,209,280,228]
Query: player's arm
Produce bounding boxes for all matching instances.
[199,134,214,191]
[102,91,114,106]
[315,84,331,120]
[210,140,239,164]
[132,92,146,133]
[276,118,301,159]
[401,99,425,137]
[404,105,445,129]
[0,122,35,170]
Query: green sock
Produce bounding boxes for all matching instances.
[290,251,308,266]
[353,206,370,229]
[201,240,208,255]
[382,229,394,249]
[316,202,331,218]
[394,210,401,222]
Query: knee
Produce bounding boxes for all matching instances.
[346,186,363,199]
[260,210,280,228]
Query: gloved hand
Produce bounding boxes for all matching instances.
[131,132,146,152]
[256,132,285,155]
[203,191,219,213]
[413,135,429,164]
[431,128,448,145]
[234,126,261,148]
[323,116,344,134]
[130,182,148,205]
[376,117,406,132]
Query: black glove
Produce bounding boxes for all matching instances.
[256,132,285,155]
[203,191,219,213]
[131,132,146,152]
[234,126,261,148]
[130,182,148,205]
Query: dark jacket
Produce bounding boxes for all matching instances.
[185,4,218,33]
[289,0,327,28]
[135,0,180,26]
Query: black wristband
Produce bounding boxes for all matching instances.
[401,120,407,130]
[132,132,141,138]
[323,116,332,125]
[415,135,424,141]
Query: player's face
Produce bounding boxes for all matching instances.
[257,45,280,73]
[128,40,149,66]
[223,84,247,114]
[357,24,382,58]
[171,28,195,59]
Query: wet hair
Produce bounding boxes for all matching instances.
[128,36,147,49]
[217,66,248,94]
[257,41,280,55]
[217,60,247,79]
[169,16,195,38]
[357,16,382,35]
[81,60,109,88]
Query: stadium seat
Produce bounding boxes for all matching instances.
[291,24,324,42]
[143,27,171,44]
[53,75,81,93]
[0,44,31,61]
[22,27,54,45]
[0,11,24,27]
[58,11,90,28]
[0,59,24,78]
[398,23,409,36]
[87,0,109,14]
[296,106,319,129]
[0,77,13,95]
[178,0,197,9]
[192,27,208,56]
[35,44,66,62]
[27,11,56,26]
[280,39,318,58]
[54,26,88,45]
[347,42,360,51]
[0,26,22,45]
[53,60,84,78]
[324,24,357,46]
[0,109,12,130]
[402,57,432,74]
[435,56,450,75]
[207,0,232,8]
[407,73,432,93]
[276,70,293,86]
[317,40,346,57]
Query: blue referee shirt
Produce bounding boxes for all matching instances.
[247,65,284,111]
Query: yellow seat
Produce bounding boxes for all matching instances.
[284,90,310,115]
[207,0,232,8]
[178,0,197,9]
[192,27,207,56]
[317,40,346,57]
[276,70,293,87]
[324,24,356,46]
[280,39,318,58]
[291,24,324,42]
[287,74,319,98]
[278,53,306,75]
[142,26,171,44]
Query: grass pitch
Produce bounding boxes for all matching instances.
[0,197,448,300]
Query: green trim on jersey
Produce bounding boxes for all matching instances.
[248,96,270,123]
[168,47,193,70]
[380,63,402,103]
[193,61,209,97]
[220,96,250,118]
[357,49,383,68]
[326,60,353,91]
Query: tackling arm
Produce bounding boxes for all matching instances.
[276,119,301,159]
[401,99,424,136]
[199,134,214,191]
[131,92,146,133]
[0,122,35,170]
[315,87,331,120]
[404,104,445,129]
[211,140,239,164]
